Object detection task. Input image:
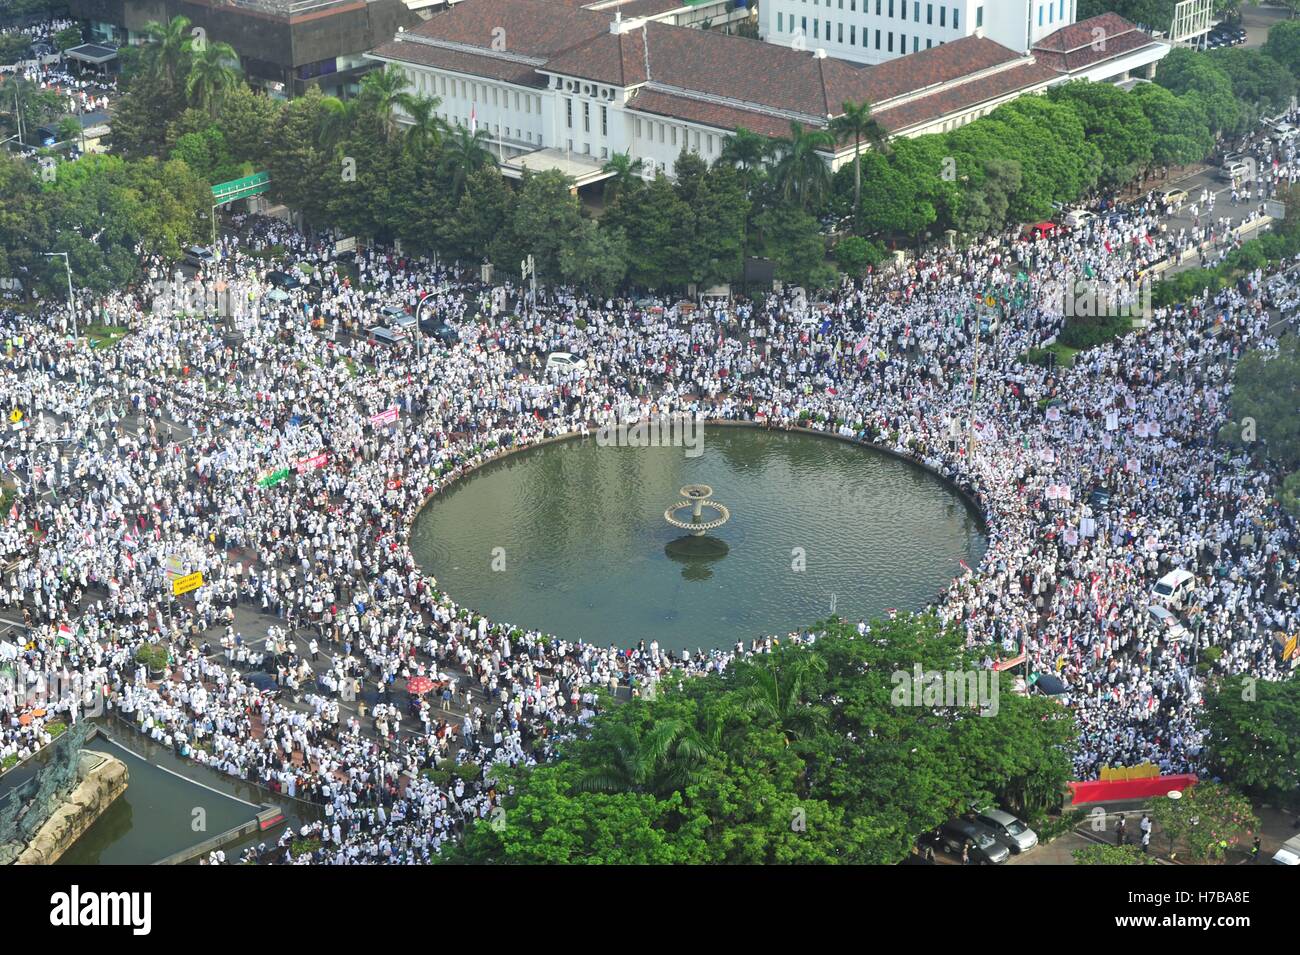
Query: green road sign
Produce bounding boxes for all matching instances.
[212,172,271,205]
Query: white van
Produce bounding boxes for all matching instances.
[545,352,584,375]
[1273,834,1300,865]
[1063,209,1095,229]
[1152,568,1195,610]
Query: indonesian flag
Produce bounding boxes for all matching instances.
[58,623,72,638]
[469,104,477,134]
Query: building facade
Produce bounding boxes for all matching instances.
[758,0,1078,66]
[69,0,423,96]
[369,0,1169,188]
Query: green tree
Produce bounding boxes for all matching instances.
[600,172,693,288]
[1148,782,1258,862]
[752,203,836,289]
[1129,82,1215,169]
[1155,47,1243,136]
[185,39,240,120]
[1201,675,1300,811]
[215,84,281,169]
[833,235,883,276]
[1263,19,1300,80]
[829,99,889,228]
[600,150,643,204]
[733,653,827,745]
[139,16,192,92]
[500,169,582,282]
[445,165,512,262]
[1231,335,1300,470]
[0,154,52,299]
[448,618,1076,865]
[401,95,447,157]
[575,717,711,796]
[559,219,628,296]
[1210,47,1296,114]
[439,124,495,200]
[357,66,415,145]
[719,126,771,173]
[1048,81,1154,188]
[769,121,836,211]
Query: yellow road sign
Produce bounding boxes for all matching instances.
[9,409,21,423]
[172,571,204,596]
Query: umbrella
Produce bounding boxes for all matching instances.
[406,676,434,696]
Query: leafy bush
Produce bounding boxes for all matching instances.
[1058,312,1131,350]
[134,643,170,671]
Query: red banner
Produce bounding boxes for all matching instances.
[1068,774,1197,805]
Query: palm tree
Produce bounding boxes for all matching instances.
[575,719,712,796]
[829,100,889,228]
[402,95,448,156]
[139,16,192,91]
[440,124,494,199]
[735,653,827,745]
[186,40,240,119]
[600,150,643,202]
[719,126,771,173]
[358,66,415,144]
[316,94,360,153]
[769,121,836,210]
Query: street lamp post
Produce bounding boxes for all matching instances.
[520,254,536,320]
[43,252,75,338]
[415,293,438,358]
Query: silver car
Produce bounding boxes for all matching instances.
[975,808,1038,854]
[368,325,405,346]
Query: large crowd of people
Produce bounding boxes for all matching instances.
[1,120,1298,863]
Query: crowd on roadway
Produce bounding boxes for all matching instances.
[1,126,1298,861]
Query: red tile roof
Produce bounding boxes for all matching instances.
[374,0,1060,138]
[872,60,1060,133]
[1033,12,1138,53]
[1031,12,1166,75]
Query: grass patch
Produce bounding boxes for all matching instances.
[291,836,322,856]
[83,324,128,350]
[1023,342,1081,369]
[247,244,286,260]
[0,480,14,522]
[45,720,67,738]
[0,754,18,772]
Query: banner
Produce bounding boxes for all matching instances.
[369,407,399,427]
[257,468,290,488]
[294,453,328,474]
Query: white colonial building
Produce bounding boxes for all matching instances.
[759,0,1079,66]
[368,0,1167,187]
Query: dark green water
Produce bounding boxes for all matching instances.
[58,737,264,865]
[410,428,986,651]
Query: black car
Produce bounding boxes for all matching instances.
[419,316,458,344]
[938,819,1011,864]
[266,269,302,291]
